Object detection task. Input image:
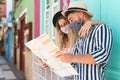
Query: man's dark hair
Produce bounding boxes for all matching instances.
[65,11,76,17]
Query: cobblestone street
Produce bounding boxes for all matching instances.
[0,56,25,80]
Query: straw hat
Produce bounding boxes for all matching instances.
[63,2,93,18]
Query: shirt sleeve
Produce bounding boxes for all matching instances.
[91,24,112,64]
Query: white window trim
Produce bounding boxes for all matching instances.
[44,9,50,33]
[19,8,28,23]
[44,0,50,33]
[45,0,50,10]
[51,1,58,39]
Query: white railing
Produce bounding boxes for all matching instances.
[32,54,75,80]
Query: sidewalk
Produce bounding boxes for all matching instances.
[0,56,26,80]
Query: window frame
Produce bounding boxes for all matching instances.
[51,0,58,39]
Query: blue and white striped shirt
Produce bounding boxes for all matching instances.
[72,24,112,80]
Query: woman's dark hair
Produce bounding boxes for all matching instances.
[56,16,67,28]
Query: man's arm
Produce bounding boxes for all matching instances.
[72,54,96,64]
[56,51,96,64]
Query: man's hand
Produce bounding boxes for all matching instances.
[55,51,74,63]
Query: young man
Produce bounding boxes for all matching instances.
[56,2,112,80]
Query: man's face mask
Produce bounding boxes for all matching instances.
[68,14,83,32]
[60,15,83,34]
[60,24,69,34]
[69,20,82,32]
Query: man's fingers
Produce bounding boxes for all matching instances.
[55,51,63,57]
[78,28,83,36]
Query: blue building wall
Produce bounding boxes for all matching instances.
[101,0,120,80]
[5,27,12,61]
[5,11,13,61]
[40,0,45,34]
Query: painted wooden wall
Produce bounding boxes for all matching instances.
[101,0,120,80]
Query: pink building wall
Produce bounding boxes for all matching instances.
[60,0,70,10]
[34,0,40,38]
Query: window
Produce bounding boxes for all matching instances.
[52,0,58,38]
[45,10,50,33]
[46,0,50,9]
[44,0,50,33]
[54,0,58,3]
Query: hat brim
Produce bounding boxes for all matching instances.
[62,9,93,18]
[52,11,63,27]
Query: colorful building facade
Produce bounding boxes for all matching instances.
[12,0,34,79]
[12,0,120,80]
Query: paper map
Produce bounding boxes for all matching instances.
[25,33,78,77]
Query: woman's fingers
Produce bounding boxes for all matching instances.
[42,63,49,70]
[78,21,92,37]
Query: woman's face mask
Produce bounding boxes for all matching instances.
[60,24,69,34]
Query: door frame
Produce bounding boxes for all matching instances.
[19,13,26,73]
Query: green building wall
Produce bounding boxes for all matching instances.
[13,0,34,36]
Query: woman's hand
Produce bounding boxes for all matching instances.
[37,57,49,70]
[78,21,92,37]
[78,20,104,37]
[55,51,74,63]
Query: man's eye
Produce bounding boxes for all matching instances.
[70,19,73,23]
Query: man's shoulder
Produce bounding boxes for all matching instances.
[94,23,107,27]
[93,23,111,30]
